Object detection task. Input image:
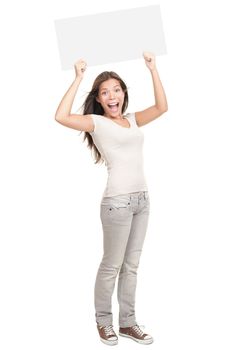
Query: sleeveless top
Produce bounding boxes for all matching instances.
[89,112,148,198]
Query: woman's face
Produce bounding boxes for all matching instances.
[96,78,125,118]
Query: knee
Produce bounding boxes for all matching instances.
[99,261,121,277]
[120,260,139,275]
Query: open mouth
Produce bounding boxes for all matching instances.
[108,103,119,111]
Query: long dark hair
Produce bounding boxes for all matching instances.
[79,71,129,165]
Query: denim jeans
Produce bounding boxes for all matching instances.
[94,191,150,328]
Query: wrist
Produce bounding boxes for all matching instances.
[74,74,83,82]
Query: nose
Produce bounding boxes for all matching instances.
[109,90,116,98]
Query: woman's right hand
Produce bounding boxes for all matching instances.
[74,59,87,79]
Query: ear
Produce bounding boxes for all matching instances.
[96,96,100,103]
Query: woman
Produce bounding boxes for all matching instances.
[55,52,168,345]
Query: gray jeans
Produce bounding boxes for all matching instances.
[94,191,150,328]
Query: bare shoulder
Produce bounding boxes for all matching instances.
[55,113,95,132]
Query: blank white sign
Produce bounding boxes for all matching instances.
[54,5,167,70]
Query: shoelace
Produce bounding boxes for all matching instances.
[101,325,116,337]
[132,324,145,337]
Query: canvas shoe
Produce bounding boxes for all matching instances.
[97,324,118,345]
[119,324,153,344]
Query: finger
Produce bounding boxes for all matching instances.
[143,53,152,61]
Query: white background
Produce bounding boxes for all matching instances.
[0,0,233,349]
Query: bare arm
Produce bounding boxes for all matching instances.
[55,75,83,119]
[135,52,168,127]
[150,66,168,110]
[54,59,94,132]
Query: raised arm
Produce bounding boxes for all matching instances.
[135,52,168,127]
[54,59,94,132]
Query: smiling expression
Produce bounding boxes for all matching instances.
[96,78,125,119]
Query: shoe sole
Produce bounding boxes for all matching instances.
[100,337,118,346]
[119,332,153,344]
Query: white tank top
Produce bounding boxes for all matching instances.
[90,112,148,198]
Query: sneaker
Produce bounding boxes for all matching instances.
[97,324,118,345]
[119,324,153,344]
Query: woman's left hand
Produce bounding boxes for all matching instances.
[143,51,156,71]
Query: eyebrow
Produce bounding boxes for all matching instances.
[100,85,120,91]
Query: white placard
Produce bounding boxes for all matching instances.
[54,5,167,70]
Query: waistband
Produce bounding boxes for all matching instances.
[102,190,149,202]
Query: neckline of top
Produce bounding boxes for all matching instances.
[102,114,132,129]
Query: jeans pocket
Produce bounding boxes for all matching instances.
[101,196,131,208]
[101,199,131,218]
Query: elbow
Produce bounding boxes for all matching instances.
[55,116,62,124]
[155,103,168,113]
[157,105,168,113]
[55,114,67,121]
[55,117,62,124]
[162,103,168,112]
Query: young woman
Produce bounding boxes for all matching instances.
[55,52,168,345]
